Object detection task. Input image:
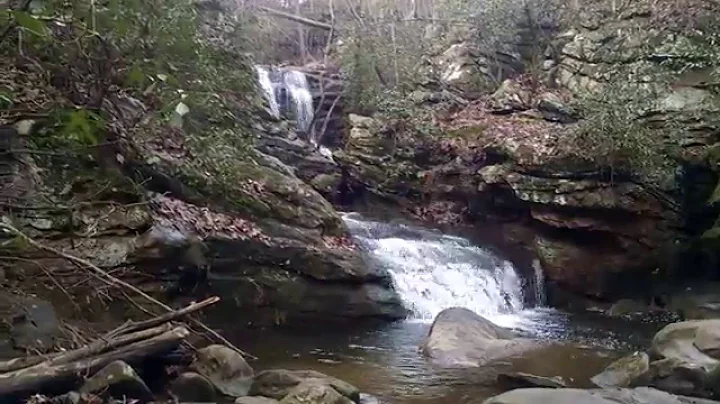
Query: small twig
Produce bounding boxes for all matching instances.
[0,222,257,360]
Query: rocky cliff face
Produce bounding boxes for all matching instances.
[327,3,719,301]
[0,0,405,328]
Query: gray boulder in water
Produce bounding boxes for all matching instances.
[420,307,541,367]
[483,387,720,404]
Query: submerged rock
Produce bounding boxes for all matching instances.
[190,344,254,397]
[497,372,567,390]
[236,397,280,404]
[420,307,542,367]
[79,360,153,402]
[483,387,720,404]
[249,369,359,402]
[591,352,649,388]
[279,382,354,404]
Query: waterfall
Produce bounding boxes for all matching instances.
[254,66,280,118]
[342,213,527,325]
[281,70,315,139]
[254,65,316,144]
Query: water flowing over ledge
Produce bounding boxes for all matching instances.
[342,213,538,328]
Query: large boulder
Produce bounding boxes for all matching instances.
[420,308,542,367]
[591,352,649,388]
[249,369,359,402]
[190,344,254,397]
[79,361,154,402]
[483,387,720,404]
[170,372,217,402]
[279,382,354,404]
[592,320,720,398]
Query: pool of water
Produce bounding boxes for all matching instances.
[229,310,662,404]
[222,213,665,403]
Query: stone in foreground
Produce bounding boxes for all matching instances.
[497,372,567,390]
[249,369,359,402]
[420,307,542,367]
[79,360,153,402]
[190,344,254,397]
[591,352,649,388]
[279,382,354,404]
[170,371,217,402]
[483,387,720,404]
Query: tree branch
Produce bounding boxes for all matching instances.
[257,6,332,31]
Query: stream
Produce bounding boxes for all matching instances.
[230,213,664,403]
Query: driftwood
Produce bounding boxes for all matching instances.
[0,326,189,397]
[105,296,220,338]
[0,296,224,401]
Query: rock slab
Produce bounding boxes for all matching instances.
[420,307,542,367]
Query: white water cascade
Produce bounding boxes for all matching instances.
[254,65,280,118]
[254,65,316,143]
[280,70,315,136]
[343,213,541,329]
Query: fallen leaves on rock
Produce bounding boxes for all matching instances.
[151,194,269,243]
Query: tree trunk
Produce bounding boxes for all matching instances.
[294,0,307,62]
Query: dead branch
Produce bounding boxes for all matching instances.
[0,324,173,374]
[257,6,332,31]
[323,0,335,62]
[0,221,256,360]
[105,296,220,338]
[0,326,189,397]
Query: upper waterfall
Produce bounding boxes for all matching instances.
[254,65,280,118]
[254,65,316,144]
[342,213,530,326]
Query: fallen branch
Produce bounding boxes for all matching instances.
[0,324,173,374]
[105,296,220,338]
[0,221,256,360]
[257,6,332,30]
[0,326,189,397]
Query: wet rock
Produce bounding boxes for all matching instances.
[650,321,720,372]
[606,299,649,317]
[249,369,359,402]
[497,372,567,390]
[483,387,720,404]
[645,320,720,397]
[279,382,354,404]
[170,372,217,402]
[645,357,709,397]
[420,307,542,367]
[79,360,153,402]
[591,352,649,388]
[190,344,254,397]
[236,397,280,404]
